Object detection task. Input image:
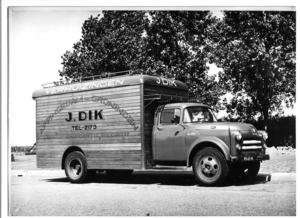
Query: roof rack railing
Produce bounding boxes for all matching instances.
[144,94,188,108]
[42,70,134,88]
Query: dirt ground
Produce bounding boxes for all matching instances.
[261,148,296,173]
[11,148,296,173]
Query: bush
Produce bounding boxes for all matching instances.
[11,145,36,153]
[245,116,296,148]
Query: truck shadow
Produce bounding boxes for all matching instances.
[45,171,271,187]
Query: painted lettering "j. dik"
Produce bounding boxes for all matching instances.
[66,110,103,122]
[156,77,177,87]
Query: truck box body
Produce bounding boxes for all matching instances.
[32,75,188,170]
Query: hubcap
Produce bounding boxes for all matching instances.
[200,156,219,177]
[70,159,82,177]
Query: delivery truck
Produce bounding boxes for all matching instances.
[32,71,269,186]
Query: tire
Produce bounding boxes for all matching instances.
[106,170,133,177]
[193,147,228,186]
[64,151,88,183]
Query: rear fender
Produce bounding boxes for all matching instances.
[61,146,85,169]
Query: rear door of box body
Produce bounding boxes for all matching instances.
[36,85,142,170]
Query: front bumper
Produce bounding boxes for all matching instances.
[231,154,270,162]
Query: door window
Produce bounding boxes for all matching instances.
[160,108,181,124]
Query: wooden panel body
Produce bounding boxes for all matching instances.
[35,85,142,169]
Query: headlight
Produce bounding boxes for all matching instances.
[251,127,257,134]
[262,132,268,140]
[236,131,242,141]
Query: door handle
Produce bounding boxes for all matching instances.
[157,126,163,131]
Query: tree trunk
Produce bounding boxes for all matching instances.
[263,71,270,132]
[263,106,268,132]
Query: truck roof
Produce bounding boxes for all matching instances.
[32,74,188,99]
[164,102,210,108]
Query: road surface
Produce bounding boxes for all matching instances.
[10,170,296,216]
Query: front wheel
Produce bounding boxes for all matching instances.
[193,147,228,186]
[64,151,88,183]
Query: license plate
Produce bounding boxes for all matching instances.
[243,156,255,161]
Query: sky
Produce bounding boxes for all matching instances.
[9,8,102,146]
[7,7,295,146]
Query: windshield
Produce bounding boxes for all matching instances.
[183,106,217,123]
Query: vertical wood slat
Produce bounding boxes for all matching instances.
[140,83,145,170]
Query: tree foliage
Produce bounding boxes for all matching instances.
[58,11,224,108]
[59,11,147,79]
[59,10,296,121]
[206,11,296,125]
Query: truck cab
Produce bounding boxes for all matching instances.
[152,102,269,186]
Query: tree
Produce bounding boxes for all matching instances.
[59,11,148,79]
[143,11,224,106]
[58,11,225,108]
[207,11,296,127]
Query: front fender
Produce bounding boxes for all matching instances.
[187,136,230,166]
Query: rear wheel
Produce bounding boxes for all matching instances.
[193,147,228,186]
[64,151,87,183]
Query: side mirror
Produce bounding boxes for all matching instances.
[171,116,180,124]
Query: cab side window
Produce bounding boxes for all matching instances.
[160,108,181,124]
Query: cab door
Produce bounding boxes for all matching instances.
[153,108,187,161]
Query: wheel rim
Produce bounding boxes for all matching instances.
[199,156,219,178]
[68,159,82,178]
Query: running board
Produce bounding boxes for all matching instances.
[148,165,191,171]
